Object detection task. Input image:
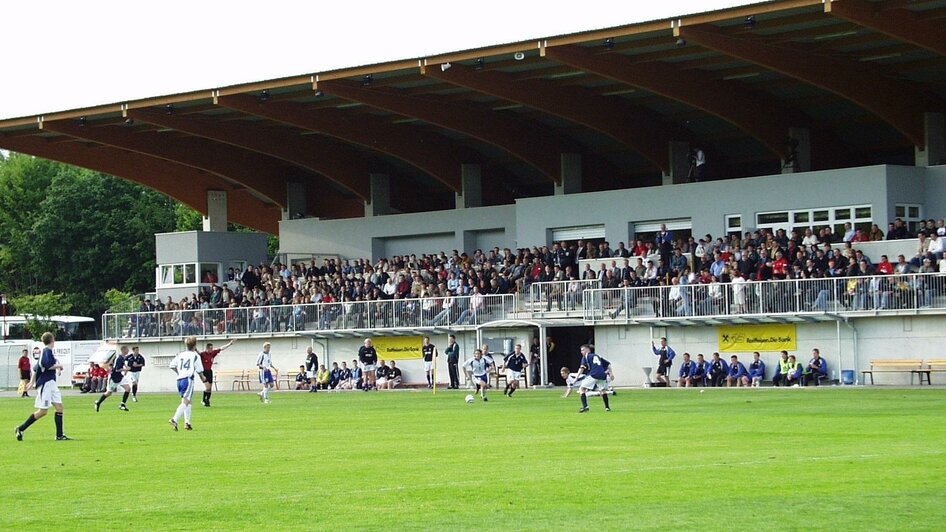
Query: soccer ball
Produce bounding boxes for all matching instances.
[465,394,475,404]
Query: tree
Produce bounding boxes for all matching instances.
[8,292,72,340]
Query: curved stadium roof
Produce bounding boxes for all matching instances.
[1,0,944,233]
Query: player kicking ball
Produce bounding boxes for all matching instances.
[168,336,202,431]
[462,349,493,402]
[574,344,615,413]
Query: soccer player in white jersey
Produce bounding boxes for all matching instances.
[256,342,276,404]
[462,349,493,402]
[168,336,202,431]
[560,367,582,398]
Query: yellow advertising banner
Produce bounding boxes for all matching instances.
[372,336,423,360]
[717,324,797,353]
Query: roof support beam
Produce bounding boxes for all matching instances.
[0,135,280,233]
[216,95,463,192]
[676,23,942,148]
[425,63,673,172]
[317,80,570,183]
[825,0,946,58]
[545,45,801,158]
[42,120,290,207]
[126,109,371,199]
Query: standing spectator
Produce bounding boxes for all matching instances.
[17,349,31,398]
[651,337,676,387]
[168,336,202,432]
[126,346,145,402]
[15,332,69,441]
[445,335,460,389]
[199,340,234,407]
[656,224,673,268]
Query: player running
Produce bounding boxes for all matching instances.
[127,346,146,402]
[94,346,132,412]
[575,344,615,413]
[14,332,70,441]
[501,344,529,397]
[256,342,277,403]
[462,349,493,402]
[168,336,202,431]
[199,340,234,407]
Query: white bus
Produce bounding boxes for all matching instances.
[1,315,101,388]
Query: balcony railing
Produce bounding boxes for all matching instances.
[527,279,600,318]
[583,272,946,323]
[104,293,517,340]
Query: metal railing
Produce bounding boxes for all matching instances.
[103,293,517,340]
[583,272,946,323]
[528,279,600,317]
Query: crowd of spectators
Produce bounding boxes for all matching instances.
[121,217,946,337]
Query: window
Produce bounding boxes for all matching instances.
[633,219,692,244]
[725,215,742,240]
[895,203,923,234]
[156,262,218,288]
[756,205,872,236]
[550,225,606,242]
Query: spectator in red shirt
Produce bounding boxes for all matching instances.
[199,339,234,407]
[17,349,31,398]
[875,255,894,275]
[772,251,789,279]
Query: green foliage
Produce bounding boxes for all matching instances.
[8,292,72,339]
[174,203,203,232]
[0,389,944,529]
[102,288,138,313]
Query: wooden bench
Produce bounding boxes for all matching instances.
[919,359,946,385]
[861,359,924,385]
[277,371,302,390]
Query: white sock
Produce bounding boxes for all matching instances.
[263,388,269,400]
[173,404,185,422]
[184,404,192,424]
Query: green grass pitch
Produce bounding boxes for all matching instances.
[2,387,944,530]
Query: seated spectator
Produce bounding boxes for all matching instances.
[294,365,309,390]
[747,352,765,387]
[708,352,728,387]
[804,348,828,386]
[784,355,804,387]
[336,361,354,390]
[315,364,330,390]
[677,353,695,387]
[869,223,885,241]
[727,355,750,387]
[771,351,790,387]
[350,359,364,390]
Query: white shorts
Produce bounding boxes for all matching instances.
[424,361,433,372]
[376,377,388,385]
[390,377,401,388]
[579,375,607,391]
[128,372,141,384]
[362,364,376,372]
[108,376,130,393]
[507,370,522,381]
[34,380,62,409]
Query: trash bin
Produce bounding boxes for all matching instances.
[841,369,855,385]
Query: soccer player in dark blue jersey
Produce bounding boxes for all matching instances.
[95,345,132,412]
[15,332,70,441]
[575,344,614,413]
[501,344,529,397]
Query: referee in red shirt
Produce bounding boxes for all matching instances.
[199,340,234,407]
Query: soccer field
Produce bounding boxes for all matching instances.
[2,387,944,530]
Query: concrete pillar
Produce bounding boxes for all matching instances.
[202,190,227,232]
[783,127,811,174]
[455,164,482,209]
[915,112,946,167]
[554,153,582,195]
[284,181,307,220]
[364,173,391,217]
[662,141,690,185]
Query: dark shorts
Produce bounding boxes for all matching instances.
[201,369,213,383]
[20,370,30,380]
[657,363,672,376]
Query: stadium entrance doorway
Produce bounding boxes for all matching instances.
[545,326,594,386]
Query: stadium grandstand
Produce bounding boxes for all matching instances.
[3,0,946,392]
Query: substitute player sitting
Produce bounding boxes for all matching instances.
[575,344,614,413]
[462,349,493,402]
